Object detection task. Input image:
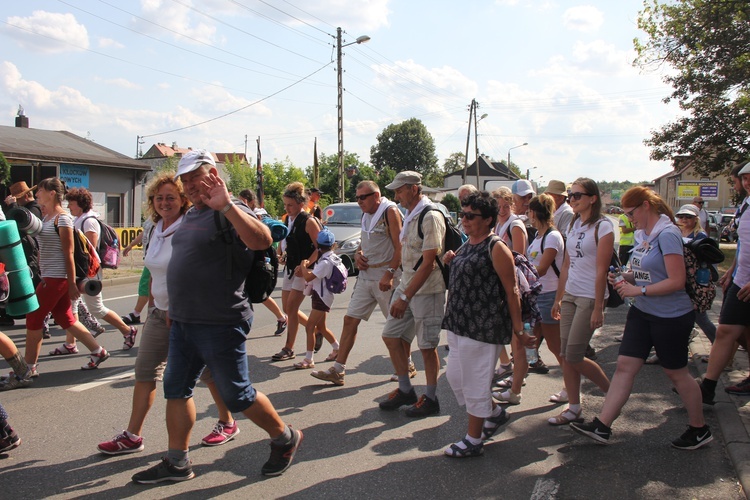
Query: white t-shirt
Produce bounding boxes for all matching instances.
[144,216,183,311]
[734,197,750,288]
[75,211,102,252]
[565,217,614,299]
[527,228,564,294]
[496,214,526,248]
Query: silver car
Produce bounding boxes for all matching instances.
[322,202,363,275]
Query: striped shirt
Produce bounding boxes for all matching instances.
[39,213,74,279]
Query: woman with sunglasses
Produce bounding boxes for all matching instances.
[548,178,611,425]
[441,191,523,457]
[570,186,712,449]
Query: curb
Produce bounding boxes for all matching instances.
[101,274,142,288]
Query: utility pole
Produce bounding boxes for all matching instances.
[462,99,475,185]
[474,104,480,189]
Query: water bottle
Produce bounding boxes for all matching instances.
[696,262,710,286]
[523,322,538,364]
[610,265,625,285]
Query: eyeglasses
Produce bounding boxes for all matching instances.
[624,203,643,219]
[569,192,591,201]
[355,192,377,201]
[459,211,483,220]
[695,201,704,205]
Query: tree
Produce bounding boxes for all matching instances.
[0,152,11,189]
[259,158,306,217]
[222,154,256,197]
[370,118,439,178]
[441,193,460,214]
[634,0,750,174]
[306,151,368,204]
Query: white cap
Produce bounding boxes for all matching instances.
[512,179,535,197]
[175,149,216,180]
[739,160,750,176]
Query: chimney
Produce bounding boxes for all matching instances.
[172,141,178,149]
[15,105,28,128]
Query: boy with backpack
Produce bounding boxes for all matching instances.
[293,229,343,369]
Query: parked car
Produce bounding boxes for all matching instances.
[706,213,721,242]
[721,216,738,242]
[322,202,363,276]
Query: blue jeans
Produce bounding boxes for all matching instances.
[163,319,256,413]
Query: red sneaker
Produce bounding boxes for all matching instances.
[201,421,240,446]
[98,432,144,455]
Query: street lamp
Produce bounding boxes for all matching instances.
[337,28,371,202]
[507,142,528,177]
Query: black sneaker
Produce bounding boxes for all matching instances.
[482,407,511,440]
[405,395,440,418]
[0,426,20,452]
[379,388,418,411]
[570,417,612,444]
[132,457,195,484]
[671,425,713,450]
[261,427,303,476]
[528,358,549,374]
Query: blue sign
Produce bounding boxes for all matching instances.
[60,164,90,188]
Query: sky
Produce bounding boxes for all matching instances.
[0,0,682,186]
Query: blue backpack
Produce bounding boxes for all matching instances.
[319,256,348,295]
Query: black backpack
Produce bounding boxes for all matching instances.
[213,205,278,304]
[413,206,465,287]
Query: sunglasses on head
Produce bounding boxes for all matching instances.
[569,192,591,201]
[459,212,482,220]
[355,192,376,201]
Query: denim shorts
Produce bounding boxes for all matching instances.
[537,291,558,324]
[163,319,256,413]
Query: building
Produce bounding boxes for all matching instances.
[139,142,248,180]
[0,113,150,227]
[652,156,738,212]
[442,156,520,191]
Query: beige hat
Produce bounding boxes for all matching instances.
[544,180,567,196]
[676,204,700,217]
[8,181,36,198]
[385,170,422,190]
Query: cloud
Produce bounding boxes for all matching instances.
[98,37,124,49]
[563,5,604,32]
[97,77,142,90]
[3,11,89,53]
[136,0,217,45]
[530,40,635,79]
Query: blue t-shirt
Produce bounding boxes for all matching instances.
[630,224,692,317]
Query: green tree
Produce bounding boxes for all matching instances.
[223,154,256,197]
[634,0,750,174]
[441,193,460,214]
[306,151,368,204]
[260,158,306,217]
[370,118,439,178]
[0,152,11,188]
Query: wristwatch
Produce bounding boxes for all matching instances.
[641,286,647,296]
[386,267,397,274]
[399,293,410,303]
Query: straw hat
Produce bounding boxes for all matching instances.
[8,181,36,198]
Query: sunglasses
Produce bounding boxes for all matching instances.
[676,214,695,219]
[569,192,592,201]
[459,212,483,220]
[695,201,704,205]
[355,192,376,201]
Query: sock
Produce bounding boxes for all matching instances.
[498,362,512,373]
[465,433,482,446]
[702,378,717,393]
[124,430,141,441]
[333,362,345,373]
[91,346,103,355]
[271,425,293,446]
[567,403,581,414]
[4,353,27,378]
[64,343,76,349]
[406,356,413,366]
[222,420,236,428]
[398,375,413,394]
[131,310,140,318]
[277,315,286,322]
[305,350,314,361]
[425,385,437,401]
[331,342,340,350]
[490,405,505,418]
[166,449,189,468]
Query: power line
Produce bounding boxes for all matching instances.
[255,0,331,36]
[226,0,331,47]
[282,0,337,30]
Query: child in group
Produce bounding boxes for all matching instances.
[294,230,341,369]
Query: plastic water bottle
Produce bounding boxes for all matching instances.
[523,322,538,364]
[696,262,710,286]
[610,265,625,285]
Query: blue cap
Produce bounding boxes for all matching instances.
[317,229,335,247]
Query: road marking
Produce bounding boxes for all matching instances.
[67,369,135,392]
[530,478,559,500]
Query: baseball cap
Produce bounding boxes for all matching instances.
[310,187,323,194]
[544,180,567,196]
[317,229,335,247]
[739,160,750,176]
[676,204,700,217]
[385,171,422,190]
[175,149,216,180]
[511,179,535,197]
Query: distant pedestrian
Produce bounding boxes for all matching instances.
[692,196,709,232]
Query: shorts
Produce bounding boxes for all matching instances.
[311,290,330,313]
[445,331,502,418]
[26,278,75,330]
[381,292,444,350]
[537,291,558,325]
[163,319,256,413]
[559,292,602,364]
[134,308,170,382]
[282,271,305,292]
[138,267,151,297]
[346,278,394,321]
[619,307,695,370]
[719,283,750,326]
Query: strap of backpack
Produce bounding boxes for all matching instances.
[540,227,560,277]
[412,207,445,275]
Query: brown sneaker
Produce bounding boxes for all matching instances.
[310,366,345,386]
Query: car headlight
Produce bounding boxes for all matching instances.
[340,238,361,251]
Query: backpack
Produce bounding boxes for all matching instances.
[489,235,542,328]
[82,215,121,269]
[594,218,624,308]
[54,215,101,281]
[318,255,348,295]
[540,227,561,278]
[506,218,537,250]
[213,206,278,304]
[658,236,724,313]
[413,206,465,287]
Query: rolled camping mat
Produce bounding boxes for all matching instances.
[5,266,38,316]
[0,221,26,271]
[6,206,43,237]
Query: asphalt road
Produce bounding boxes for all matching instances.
[0,279,743,499]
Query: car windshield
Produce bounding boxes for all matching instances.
[324,205,362,224]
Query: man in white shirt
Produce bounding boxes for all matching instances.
[693,196,709,231]
[544,180,574,236]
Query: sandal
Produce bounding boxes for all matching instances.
[548,408,583,426]
[444,438,484,458]
[549,390,569,404]
[293,358,315,370]
[49,343,79,356]
[271,347,295,362]
[314,332,324,353]
[324,350,339,362]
